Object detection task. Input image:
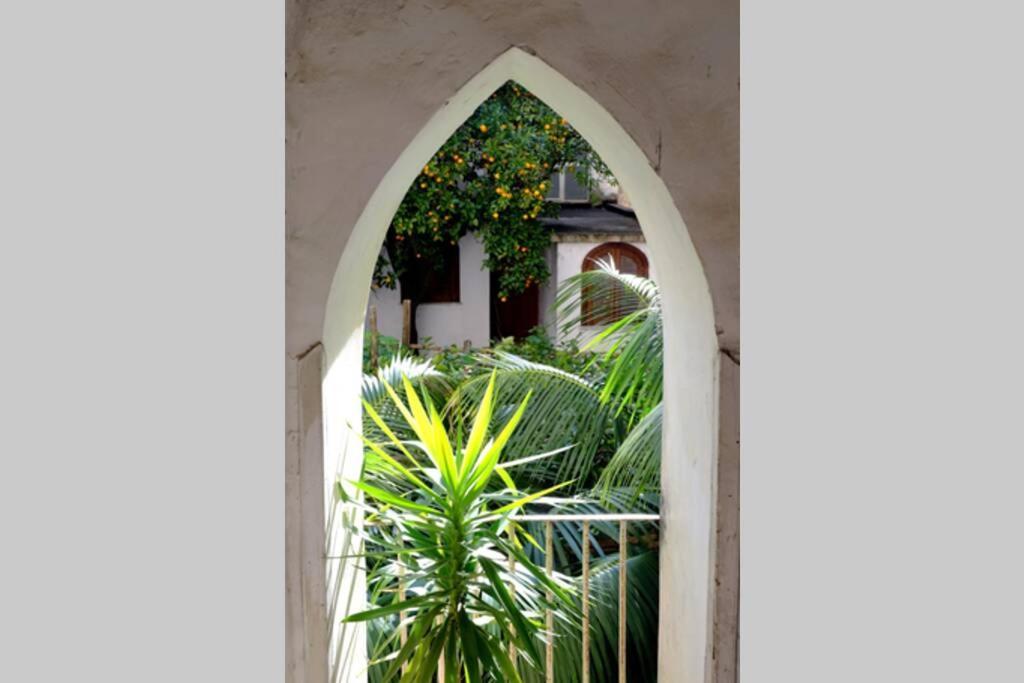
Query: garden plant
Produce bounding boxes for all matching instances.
[354,262,665,682]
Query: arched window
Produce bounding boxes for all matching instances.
[581,242,649,325]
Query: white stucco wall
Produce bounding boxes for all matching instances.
[536,243,559,334]
[417,233,490,348]
[370,234,652,349]
[298,41,734,683]
[365,283,402,340]
[365,233,490,349]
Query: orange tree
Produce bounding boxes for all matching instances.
[374,81,610,343]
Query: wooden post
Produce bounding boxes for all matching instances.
[368,304,379,371]
[401,299,411,348]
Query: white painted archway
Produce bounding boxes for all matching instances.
[320,47,719,683]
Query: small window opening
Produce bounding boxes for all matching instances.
[581,242,649,325]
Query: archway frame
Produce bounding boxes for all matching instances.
[319,47,720,683]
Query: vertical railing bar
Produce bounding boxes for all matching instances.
[393,525,409,677]
[546,520,554,683]
[362,513,657,682]
[582,519,591,683]
[619,520,628,683]
[398,559,408,676]
[509,553,517,667]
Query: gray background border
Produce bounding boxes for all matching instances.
[3,0,1023,680]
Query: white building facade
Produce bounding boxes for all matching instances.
[365,203,655,349]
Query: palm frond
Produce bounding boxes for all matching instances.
[361,354,451,446]
[361,354,450,405]
[595,403,662,504]
[553,258,659,327]
[446,352,612,489]
[553,261,663,424]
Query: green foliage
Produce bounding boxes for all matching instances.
[595,403,663,503]
[493,326,599,379]
[348,373,579,682]
[355,264,671,680]
[554,259,664,427]
[519,550,660,683]
[429,344,487,384]
[375,81,610,300]
[429,326,603,385]
[361,355,453,450]
[446,352,614,491]
[363,329,401,374]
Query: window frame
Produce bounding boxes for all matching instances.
[580,242,649,326]
[401,242,461,303]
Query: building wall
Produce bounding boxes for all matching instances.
[417,233,490,348]
[536,243,559,335]
[365,283,402,341]
[287,4,738,681]
[287,2,738,358]
[369,234,649,350]
[366,233,490,349]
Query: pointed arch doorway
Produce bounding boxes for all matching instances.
[314,47,720,683]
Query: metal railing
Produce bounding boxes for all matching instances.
[518,513,659,683]
[391,512,660,683]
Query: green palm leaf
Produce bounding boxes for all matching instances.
[446,352,612,488]
[595,402,662,504]
[553,260,664,425]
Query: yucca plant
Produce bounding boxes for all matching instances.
[345,371,579,683]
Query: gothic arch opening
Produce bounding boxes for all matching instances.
[319,47,719,683]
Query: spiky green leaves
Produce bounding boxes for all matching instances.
[346,370,578,682]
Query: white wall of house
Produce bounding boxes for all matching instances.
[366,283,403,340]
[367,233,654,350]
[418,234,490,348]
[366,233,491,349]
[536,244,559,335]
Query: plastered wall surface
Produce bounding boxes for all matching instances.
[286,2,738,681]
[417,233,491,348]
[366,233,491,349]
[287,0,738,358]
[369,236,654,349]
